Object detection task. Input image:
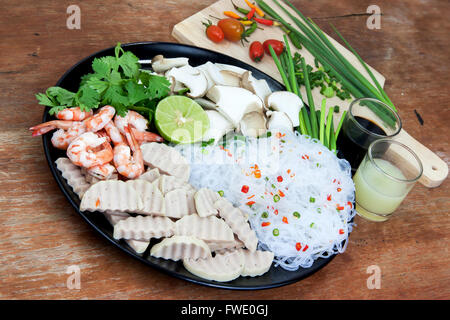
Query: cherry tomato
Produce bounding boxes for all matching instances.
[263,39,285,56]
[206,25,224,43]
[203,20,224,43]
[249,41,264,62]
[217,18,244,42]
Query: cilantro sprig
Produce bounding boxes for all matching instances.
[36,43,171,120]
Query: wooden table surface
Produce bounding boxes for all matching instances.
[1,0,449,300]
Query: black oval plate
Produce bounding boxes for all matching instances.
[42,42,338,290]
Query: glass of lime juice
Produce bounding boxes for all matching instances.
[353,139,423,222]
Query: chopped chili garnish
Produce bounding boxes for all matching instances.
[337,205,345,211]
[287,169,291,174]
[337,188,342,192]
[278,190,285,197]
[241,185,249,193]
[347,201,353,209]
[295,242,302,251]
[282,216,288,224]
[254,170,261,178]
[327,194,332,201]
[277,176,283,182]
[339,229,345,235]
[95,198,100,207]
[261,222,271,227]
[302,245,309,252]
[247,194,255,200]
[274,209,279,215]
[333,179,336,183]
[246,201,255,206]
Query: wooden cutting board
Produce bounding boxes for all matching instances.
[172,0,448,187]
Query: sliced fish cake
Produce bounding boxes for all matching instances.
[113,215,175,241]
[183,249,244,282]
[214,198,258,252]
[165,188,191,219]
[241,250,274,277]
[141,142,190,182]
[194,188,220,217]
[175,214,234,242]
[207,236,245,252]
[126,179,165,216]
[150,236,211,261]
[80,180,143,213]
[138,167,160,183]
[55,158,90,199]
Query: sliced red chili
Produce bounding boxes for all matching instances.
[302,245,309,252]
[339,229,345,235]
[241,185,249,193]
[295,242,302,251]
[282,216,288,224]
[261,222,271,227]
[277,176,283,182]
[327,194,332,201]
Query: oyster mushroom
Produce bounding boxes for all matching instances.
[241,71,272,109]
[206,85,263,127]
[239,111,267,138]
[202,110,234,143]
[194,98,217,110]
[266,91,303,127]
[166,65,208,99]
[266,111,293,131]
[151,55,189,73]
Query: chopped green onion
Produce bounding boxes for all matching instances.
[218,190,224,197]
[309,197,316,203]
[293,211,300,218]
[273,228,280,236]
[310,222,315,228]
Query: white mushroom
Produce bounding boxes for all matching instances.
[206,85,263,127]
[195,62,216,91]
[215,63,248,76]
[266,91,303,127]
[266,111,293,131]
[239,111,267,138]
[219,70,242,87]
[166,65,208,99]
[241,71,272,109]
[151,55,189,73]
[164,74,186,94]
[202,110,234,143]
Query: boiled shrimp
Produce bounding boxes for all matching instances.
[55,107,93,121]
[131,128,164,144]
[84,105,116,132]
[30,120,86,150]
[67,132,114,168]
[114,110,148,134]
[113,125,144,179]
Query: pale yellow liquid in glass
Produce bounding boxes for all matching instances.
[353,158,408,222]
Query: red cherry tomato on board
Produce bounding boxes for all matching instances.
[203,20,224,43]
[217,18,244,42]
[249,41,264,62]
[263,39,285,56]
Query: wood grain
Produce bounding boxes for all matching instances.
[0,0,449,300]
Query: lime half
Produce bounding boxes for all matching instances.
[155,96,209,144]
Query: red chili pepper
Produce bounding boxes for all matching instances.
[339,229,345,235]
[347,201,353,209]
[295,242,302,251]
[274,209,279,215]
[282,216,288,224]
[246,201,256,206]
[337,205,345,211]
[302,245,309,252]
[337,187,342,192]
[241,185,249,193]
[262,222,271,227]
[277,176,283,182]
[278,190,285,197]
[247,7,256,19]
[327,194,332,201]
[254,17,274,25]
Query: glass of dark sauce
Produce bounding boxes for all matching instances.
[337,98,402,173]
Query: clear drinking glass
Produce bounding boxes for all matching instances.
[353,139,423,222]
[337,98,402,172]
